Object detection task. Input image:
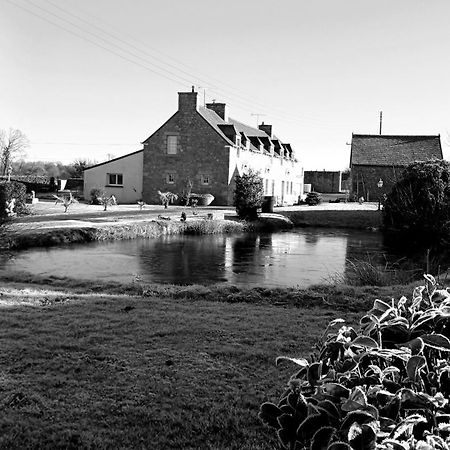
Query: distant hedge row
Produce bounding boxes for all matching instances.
[0,181,27,220]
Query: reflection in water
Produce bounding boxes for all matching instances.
[1,228,448,288]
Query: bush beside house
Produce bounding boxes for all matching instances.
[234,170,264,220]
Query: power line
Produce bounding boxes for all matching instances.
[8,0,350,131]
[30,142,139,146]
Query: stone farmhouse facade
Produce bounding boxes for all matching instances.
[84,89,303,206]
[349,134,443,201]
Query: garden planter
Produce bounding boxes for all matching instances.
[190,194,214,206]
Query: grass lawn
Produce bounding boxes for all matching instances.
[0,280,370,450]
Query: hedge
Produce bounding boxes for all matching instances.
[0,181,27,219]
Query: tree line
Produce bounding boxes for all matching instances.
[1,127,96,179]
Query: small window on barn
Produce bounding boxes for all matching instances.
[167,135,178,154]
[201,174,210,185]
[107,173,123,186]
[166,173,175,184]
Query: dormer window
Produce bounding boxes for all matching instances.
[236,135,241,147]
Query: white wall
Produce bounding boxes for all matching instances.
[83,151,143,204]
[229,146,303,205]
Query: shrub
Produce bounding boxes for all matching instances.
[234,169,264,220]
[259,274,450,450]
[305,191,322,206]
[383,160,450,240]
[0,180,27,220]
[90,187,103,205]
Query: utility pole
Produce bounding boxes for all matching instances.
[379,111,383,135]
[251,113,266,126]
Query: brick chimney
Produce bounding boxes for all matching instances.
[178,86,198,112]
[205,101,228,121]
[258,122,272,137]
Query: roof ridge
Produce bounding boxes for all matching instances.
[352,134,440,138]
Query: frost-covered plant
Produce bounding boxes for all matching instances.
[259,275,450,450]
[53,192,78,213]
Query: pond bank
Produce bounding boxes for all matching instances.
[0,202,381,250]
[1,218,245,250]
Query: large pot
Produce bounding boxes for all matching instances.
[190,194,214,206]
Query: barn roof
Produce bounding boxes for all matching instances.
[350,134,443,167]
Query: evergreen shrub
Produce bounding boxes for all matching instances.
[233,169,264,220]
[0,180,27,219]
[305,191,322,206]
[383,160,450,239]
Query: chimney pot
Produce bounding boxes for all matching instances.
[206,102,228,121]
[258,123,272,137]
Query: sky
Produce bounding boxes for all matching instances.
[1,0,450,170]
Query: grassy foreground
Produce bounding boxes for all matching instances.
[0,277,413,449]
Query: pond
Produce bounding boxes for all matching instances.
[0,228,440,288]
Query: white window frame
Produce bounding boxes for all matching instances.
[201,174,210,185]
[166,173,176,184]
[167,135,178,155]
[107,173,123,186]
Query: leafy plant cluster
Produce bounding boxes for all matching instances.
[260,274,450,450]
[383,160,450,240]
[234,169,264,220]
[0,181,27,220]
[306,192,322,206]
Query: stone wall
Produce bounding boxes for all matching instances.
[304,171,341,193]
[142,109,231,205]
[351,165,406,201]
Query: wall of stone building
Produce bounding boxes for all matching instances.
[304,171,341,193]
[351,165,405,201]
[142,111,231,205]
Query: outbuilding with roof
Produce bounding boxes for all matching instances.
[349,134,443,201]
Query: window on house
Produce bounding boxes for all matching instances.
[166,173,175,184]
[236,135,241,147]
[167,135,178,154]
[265,179,269,194]
[201,174,210,185]
[107,173,123,185]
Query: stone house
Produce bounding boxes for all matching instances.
[349,134,443,201]
[84,88,303,205]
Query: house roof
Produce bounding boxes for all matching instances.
[228,118,269,138]
[84,149,144,171]
[197,106,234,146]
[350,134,443,167]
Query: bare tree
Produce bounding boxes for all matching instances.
[0,128,29,176]
[69,158,96,178]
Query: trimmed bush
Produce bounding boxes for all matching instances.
[305,191,322,206]
[234,169,264,220]
[0,180,27,219]
[259,274,450,450]
[383,160,450,240]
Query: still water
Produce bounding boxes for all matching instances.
[0,228,432,288]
